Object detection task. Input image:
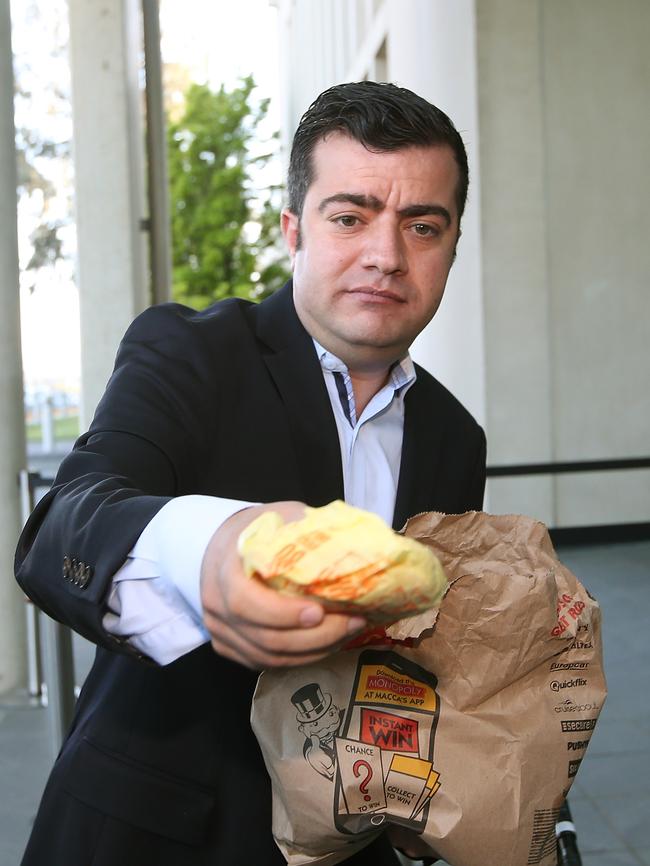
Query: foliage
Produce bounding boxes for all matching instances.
[13,0,74,289]
[167,76,289,309]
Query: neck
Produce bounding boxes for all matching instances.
[348,367,391,417]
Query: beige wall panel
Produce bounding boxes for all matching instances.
[542,0,650,523]
[475,0,554,519]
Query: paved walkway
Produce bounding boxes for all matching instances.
[562,540,650,866]
[1,540,649,865]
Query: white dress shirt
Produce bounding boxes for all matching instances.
[103,343,416,664]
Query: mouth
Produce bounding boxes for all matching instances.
[346,287,406,304]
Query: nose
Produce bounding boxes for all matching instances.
[361,219,407,275]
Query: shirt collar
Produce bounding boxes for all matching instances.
[312,339,417,395]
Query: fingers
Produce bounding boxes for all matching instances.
[220,560,325,630]
[200,500,366,669]
[210,551,363,633]
[207,632,335,670]
[204,602,365,669]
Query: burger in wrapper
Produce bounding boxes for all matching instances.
[238,500,447,623]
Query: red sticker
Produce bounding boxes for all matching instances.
[360,708,419,753]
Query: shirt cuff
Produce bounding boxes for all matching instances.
[129,494,257,617]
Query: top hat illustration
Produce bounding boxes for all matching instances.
[291,682,332,723]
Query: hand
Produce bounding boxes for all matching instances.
[387,825,439,862]
[305,735,335,779]
[200,501,366,669]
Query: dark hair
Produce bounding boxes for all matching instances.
[287,81,469,224]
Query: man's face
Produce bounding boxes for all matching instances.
[282,132,461,373]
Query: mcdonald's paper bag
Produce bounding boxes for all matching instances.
[251,511,607,866]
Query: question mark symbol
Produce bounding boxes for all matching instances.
[353,759,373,802]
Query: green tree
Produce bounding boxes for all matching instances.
[167,76,289,309]
[13,0,74,289]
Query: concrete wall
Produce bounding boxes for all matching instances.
[478,0,650,525]
[543,0,650,526]
[276,0,650,527]
[475,0,555,521]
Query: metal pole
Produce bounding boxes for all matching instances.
[39,611,76,761]
[40,394,55,452]
[142,0,172,305]
[25,604,41,697]
[19,470,42,698]
[20,470,76,755]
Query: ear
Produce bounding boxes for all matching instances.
[281,208,300,265]
[451,226,462,264]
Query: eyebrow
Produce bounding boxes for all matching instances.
[318,193,383,213]
[318,193,451,228]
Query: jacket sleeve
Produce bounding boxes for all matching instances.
[465,426,487,512]
[14,303,221,654]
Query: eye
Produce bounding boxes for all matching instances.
[332,214,360,228]
[410,222,439,237]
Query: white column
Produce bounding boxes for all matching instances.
[275,0,294,175]
[332,0,347,81]
[142,0,172,305]
[0,0,28,694]
[67,0,148,427]
[387,0,487,429]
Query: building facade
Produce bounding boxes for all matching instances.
[274,0,650,532]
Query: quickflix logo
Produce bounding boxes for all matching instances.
[550,678,587,692]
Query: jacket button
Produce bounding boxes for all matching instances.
[79,565,93,588]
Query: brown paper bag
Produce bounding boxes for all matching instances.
[251,512,607,866]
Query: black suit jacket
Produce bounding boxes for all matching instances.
[15,282,486,866]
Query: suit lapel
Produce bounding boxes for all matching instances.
[254,282,344,507]
[392,373,443,530]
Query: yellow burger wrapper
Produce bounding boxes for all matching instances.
[238,500,447,623]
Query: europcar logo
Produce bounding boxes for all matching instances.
[554,698,600,713]
[550,661,589,672]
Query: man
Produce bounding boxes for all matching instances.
[291,682,344,780]
[15,81,486,865]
